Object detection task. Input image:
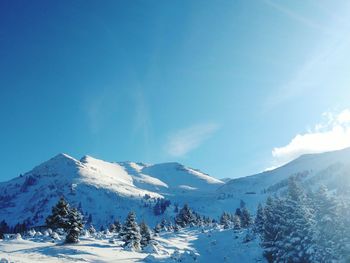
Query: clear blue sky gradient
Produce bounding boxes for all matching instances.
[1,0,350,181]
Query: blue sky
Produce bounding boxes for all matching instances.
[1,0,350,181]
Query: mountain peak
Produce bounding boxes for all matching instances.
[52,152,76,161]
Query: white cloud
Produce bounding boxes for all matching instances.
[165,123,220,157]
[271,109,350,166]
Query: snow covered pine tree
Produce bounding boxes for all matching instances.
[46,197,70,230]
[121,211,141,251]
[139,221,152,248]
[65,208,84,244]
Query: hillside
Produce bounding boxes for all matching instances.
[0,154,224,228]
[1,147,350,229]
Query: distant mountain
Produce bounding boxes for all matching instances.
[0,153,223,227]
[218,147,350,197]
[1,147,350,229]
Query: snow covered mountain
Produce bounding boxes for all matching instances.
[0,153,223,227]
[1,147,350,229]
[218,147,350,208]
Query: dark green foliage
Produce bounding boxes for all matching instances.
[154,223,162,234]
[175,204,197,227]
[140,221,152,248]
[262,178,318,262]
[46,197,70,230]
[153,198,171,216]
[65,208,84,244]
[254,203,265,234]
[0,220,7,239]
[240,207,253,228]
[220,212,231,229]
[121,212,141,251]
[114,220,122,233]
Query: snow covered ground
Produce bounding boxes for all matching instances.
[0,227,265,263]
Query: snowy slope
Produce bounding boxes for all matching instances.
[218,147,350,209]
[0,154,223,228]
[0,227,265,263]
[1,147,350,229]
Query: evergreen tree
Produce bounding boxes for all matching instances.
[235,208,242,217]
[337,194,350,261]
[0,221,5,239]
[46,197,70,230]
[254,203,265,234]
[175,204,197,227]
[88,225,96,235]
[0,220,9,237]
[174,224,180,232]
[220,212,231,229]
[311,186,340,262]
[109,223,116,232]
[120,212,141,251]
[114,220,122,233]
[154,223,162,234]
[233,215,241,230]
[262,196,284,262]
[139,221,152,248]
[240,207,253,228]
[262,178,315,262]
[65,208,84,244]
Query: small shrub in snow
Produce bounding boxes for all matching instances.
[14,233,22,240]
[26,229,36,238]
[34,231,42,237]
[50,232,61,241]
[171,250,182,261]
[88,225,96,235]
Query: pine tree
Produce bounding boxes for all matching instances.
[175,204,197,227]
[311,186,341,262]
[114,219,122,233]
[139,221,152,248]
[337,194,350,261]
[220,212,231,229]
[46,197,70,230]
[160,218,170,231]
[174,224,180,232]
[88,225,96,235]
[235,208,242,218]
[262,196,284,262]
[109,223,116,232]
[65,208,84,244]
[262,178,315,262]
[0,220,9,239]
[120,212,141,251]
[154,223,162,234]
[233,215,241,230]
[254,203,265,234]
[240,207,253,228]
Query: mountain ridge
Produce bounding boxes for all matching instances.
[1,147,350,229]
